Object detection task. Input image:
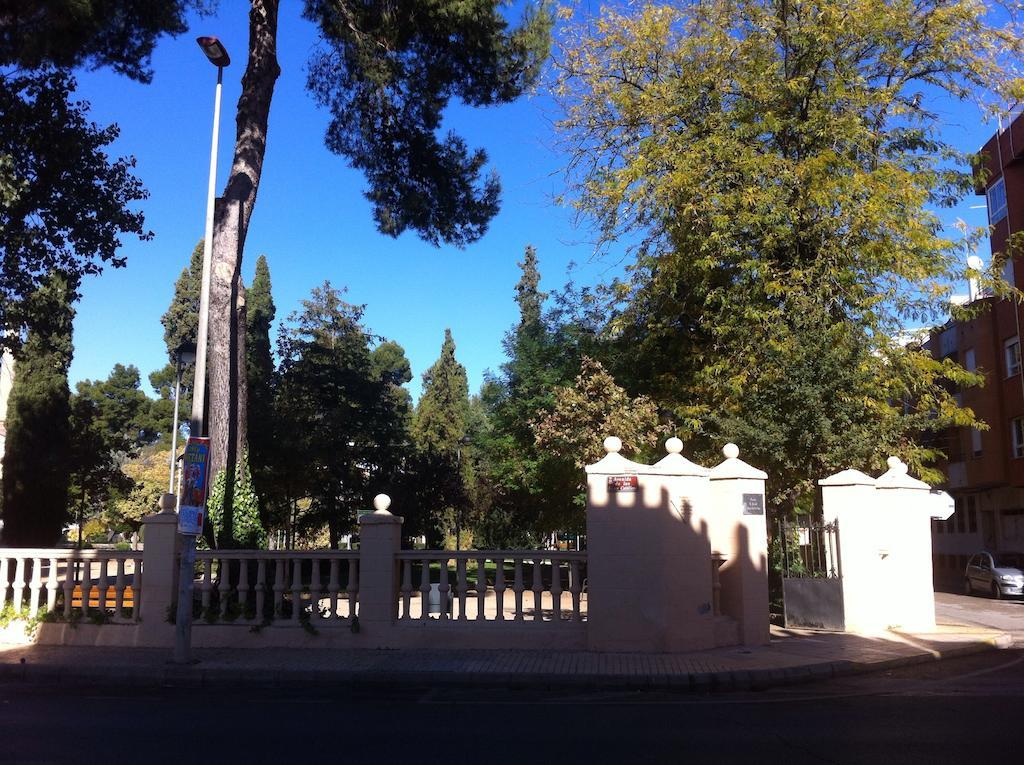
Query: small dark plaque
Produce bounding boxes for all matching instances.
[608,475,638,492]
[742,493,764,515]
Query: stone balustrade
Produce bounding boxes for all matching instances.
[0,549,142,623]
[395,550,587,623]
[192,551,359,627]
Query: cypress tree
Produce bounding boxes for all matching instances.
[245,254,275,520]
[414,329,470,453]
[1,273,76,546]
[413,329,471,546]
[148,240,202,439]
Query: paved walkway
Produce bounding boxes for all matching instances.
[0,621,1011,692]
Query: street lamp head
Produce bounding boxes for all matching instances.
[196,36,230,68]
[175,340,198,366]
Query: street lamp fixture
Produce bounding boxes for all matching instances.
[196,36,231,68]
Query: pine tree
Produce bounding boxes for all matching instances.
[0,273,76,546]
[273,282,405,547]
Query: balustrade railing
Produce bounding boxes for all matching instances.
[396,551,587,623]
[192,551,359,626]
[0,549,141,623]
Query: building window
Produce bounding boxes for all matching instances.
[971,427,983,457]
[968,496,978,533]
[1013,417,1024,459]
[1007,336,1021,377]
[964,348,976,372]
[988,177,1008,224]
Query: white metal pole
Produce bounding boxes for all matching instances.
[191,64,222,440]
[175,64,223,665]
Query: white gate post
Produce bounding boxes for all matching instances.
[356,495,402,645]
[708,444,770,646]
[585,437,717,653]
[138,493,180,646]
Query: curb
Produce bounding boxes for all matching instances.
[0,634,1010,694]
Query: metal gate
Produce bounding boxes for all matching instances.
[779,518,844,631]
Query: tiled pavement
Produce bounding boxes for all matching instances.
[0,622,1011,692]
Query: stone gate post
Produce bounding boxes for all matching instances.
[585,437,716,653]
[356,494,402,644]
[138,493,180,646]
[708,444,770,646]
[875,457,937,632]
[819,469,883,632]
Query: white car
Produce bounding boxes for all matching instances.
[964,552,1024,599]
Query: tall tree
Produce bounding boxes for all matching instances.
[0,273,76,546]
[414,329,470,453]
[412,329,471,545]
[273,282,406,547]
[470,248,589,543]
[245,254,276,516]
[204,0,553,532]
[555,0,1017,501]
[148,241,203,441]
[0,68,150,345]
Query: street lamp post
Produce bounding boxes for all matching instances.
[174,36,230,664]
[167,341,197,494]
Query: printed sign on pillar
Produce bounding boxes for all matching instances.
[177,437,211,535]
[608,475,638,492]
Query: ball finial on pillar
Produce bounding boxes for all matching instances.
[604,436,622,454]
[722,443,740,460]
[665,437,683,454]
[372,494,392,514]
[886,456,908,474]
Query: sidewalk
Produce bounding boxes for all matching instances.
[0,622,1011,692]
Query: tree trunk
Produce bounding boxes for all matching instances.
[207,0,281,546]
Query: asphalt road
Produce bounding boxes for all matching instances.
[3,647,1023,765]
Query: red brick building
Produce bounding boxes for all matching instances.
[928,114,1024,584]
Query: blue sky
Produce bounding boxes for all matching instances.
[65,0,995,400]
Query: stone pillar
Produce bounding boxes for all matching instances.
[356,494,402,644]
[819,469,884,633]
[137,493,180,646]
[875,457,937,632]
[585,437,716,653]
[708,444,770,646]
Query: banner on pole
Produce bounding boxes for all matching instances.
[177,437,211,535]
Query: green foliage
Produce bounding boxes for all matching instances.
[271,282,410,546]
[0,1,196,83]
[533,356,665,469]
[110,448,170,531]
[0,68,150,344]
[304,0,554,245]
[246,254,276,521]
[208,451,266,549]
[68,364,157,541]
[408,329,473,544]
[1,273,75,546]
[553,0,1020,504]
[467,248,592,541]
[413,329,470,453]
